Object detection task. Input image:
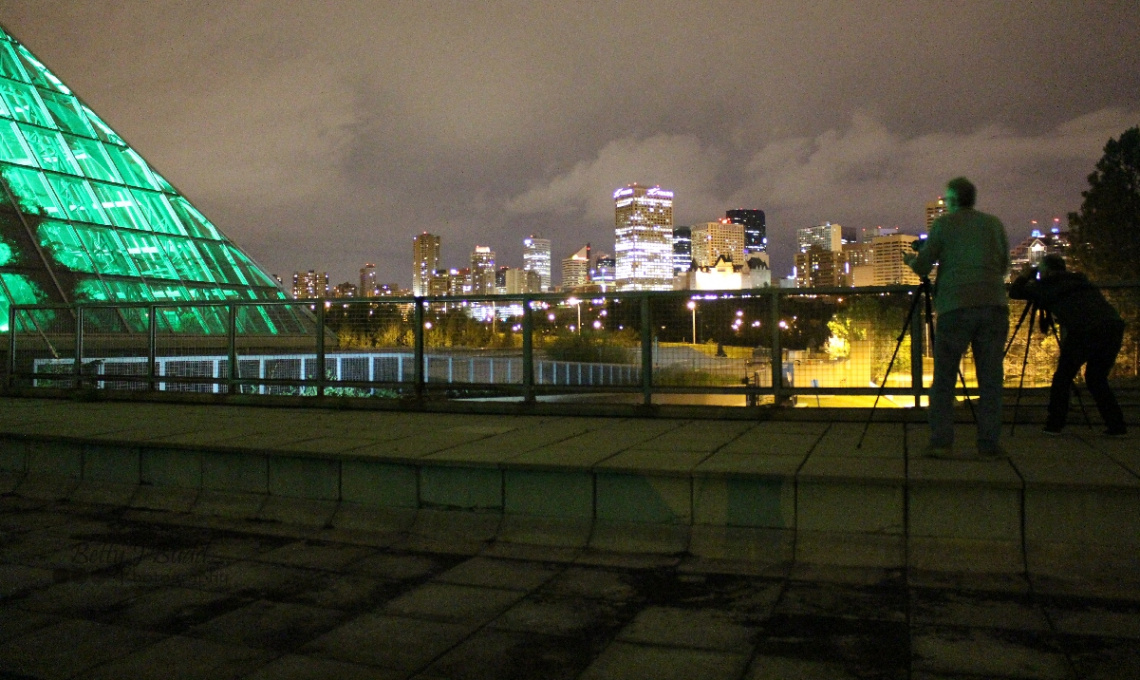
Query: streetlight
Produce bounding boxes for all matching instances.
[568,297,581,335]
[687,300,697,344]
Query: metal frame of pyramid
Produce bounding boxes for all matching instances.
[0,23,291,335]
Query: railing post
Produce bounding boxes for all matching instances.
[910,296,925,406]
[770,288,783,404]
[522,296,535,403]
[640,293,652,406]
[147,305,157,391]
[227,303,238,394]
[414,298,425,399]
[7,306,16,389]
[315,299,326,397]
[73,306,84,390]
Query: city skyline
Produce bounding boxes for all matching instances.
[5,4,1136,288]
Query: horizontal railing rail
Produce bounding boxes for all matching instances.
[6,283,1139,410]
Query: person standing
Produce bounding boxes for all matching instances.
[903,177,1010,459]
[1009,254,1127,437]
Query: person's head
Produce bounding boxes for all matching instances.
[944,177,977,212]
[1038,253,1066,278]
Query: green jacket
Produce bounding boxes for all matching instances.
[907,208,1010,315]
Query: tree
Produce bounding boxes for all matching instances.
[1069,127,1140,283]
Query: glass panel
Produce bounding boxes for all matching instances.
[130,189,186,235]
[90,182,150,231]
[64,134,120,182]
[0,165,65,218]
[197,241,248,285]
[73,223,141,277]
[0,42,28,82]
[226,245,278,288]
[103,143,155,188]
[168,197,221,239]
[118,231,179,279]
[14,44,68,93]
[0,273,50,332]
[18,123,82,174]
[151,171,176,194]
[0,119,37,165]
[103,279,154,302]
[44,174,111,225]
[74,277,111,302]
[38,90,94,137]
[36,219,98,273]
[158,236,215,283]
[0,79,51,127]
[81,105,125,146]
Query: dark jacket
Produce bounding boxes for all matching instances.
[1009,270,1122,332]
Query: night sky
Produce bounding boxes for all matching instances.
[3,2,1138,288]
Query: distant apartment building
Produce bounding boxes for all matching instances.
[614,184,674,290]
[412,233,441,296]
[872,234,921,286]
[926,197,947,230]
[331,282,357,298]
[691,219,745,268]
[725,208,767,257]
[292,270,328,299]
[522,235,552,292]
[840,242,876,287]
[795,246,842,288]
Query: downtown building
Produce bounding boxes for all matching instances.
[292,270,328,299]
[522,235,552,292]
[725,209,766,257]
[412,232,440,296]
[470,246,496,295]
[614,184,674,291]
[561,244,591,291]
[690,219,745,268]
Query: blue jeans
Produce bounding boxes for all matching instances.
[930,305,1008,451]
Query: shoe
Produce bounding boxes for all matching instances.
[1042,426,1063,436]
[1104,427,1128,438]
[925,446,971,460]
[978,446,1007,460]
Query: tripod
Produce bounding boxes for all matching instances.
[1006,300,1090,435]
[857,278,975,448]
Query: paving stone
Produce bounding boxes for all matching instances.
[750,614,909,678]
[83,634,275,680]
[187,598,349,652]
[434,555,560,591]
[102,586,251,634]
[346,550,461,582]
[283,571,404,614]
[0,618,164,680]
[422,627,597,680]
[383,582,525,625]
[910,588,1051,632]
[0,606,58,644]
[911,625,1071,679]
[744,655,863,679]
[776,580,908,623]
[197,560,324,600]
[0,563,55,599]
[302,613,472,671]
[1045,595,1140,639]
[490,592,632,639]
[539,565,643,603]
[577,640,751,680]
[255,538,376,570]
[617,605,757,652]
[244,653,406,679]
[1064,634,1140,680]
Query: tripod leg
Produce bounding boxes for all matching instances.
[1010,304,1036,435]
[858,285,925,449]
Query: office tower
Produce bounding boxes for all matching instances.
[562,244,591,290]
[292,270,328,299]
[0,25,286,334]
[331,282,357,298]
[522,235,552,292]
[926,197,946,230]
[794,247,842,288]
[470,246,496,295]
[592,253,616,291]
[505,268,541,295]
[872,234,921,286]
[796,222,843,253]
[672,226,692,275]
[359,263,378,297]
[725,209,767,256]
[412,233,441,296]
[614,184,674,291]
[840,242,875,286]
[691,219,745,268]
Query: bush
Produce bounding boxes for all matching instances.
[543,331,634,363]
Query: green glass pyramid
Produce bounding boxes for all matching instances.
[0,24,289,334]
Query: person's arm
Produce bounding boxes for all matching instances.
[1009,265,1038,301]
[904,227,939,277]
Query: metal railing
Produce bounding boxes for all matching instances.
[6,285,1138,409]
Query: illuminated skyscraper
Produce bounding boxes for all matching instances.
[796,222,843,253]
[673,227,692,275]
[614,184,674,291]
[561,244,591,290]
[725,209,766,256]
[691,220,745,268]
[0,24,287,333]
[872,234,921,286]
[470,245,496,295]
[522,235,551,292]
[292,270,328,299]
[412,232,440,296]
[359,263,378,297]
[926,197,946,230]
